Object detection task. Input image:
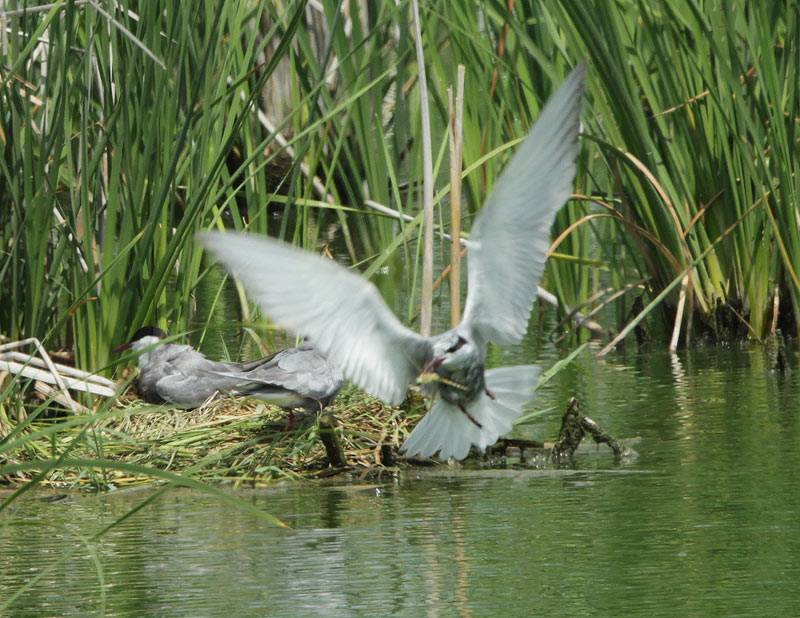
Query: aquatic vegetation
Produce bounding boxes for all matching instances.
[0,385,419,487]
[1,1,799,482]
[2,1,797,365]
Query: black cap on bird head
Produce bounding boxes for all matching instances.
[114,326,167,352]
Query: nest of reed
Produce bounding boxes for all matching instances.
[1,384,430,490]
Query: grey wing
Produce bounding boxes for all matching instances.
[232,353,280,372]
[154,374,222,405]
[155,349,238,405]
[162,346,227,377]
[197,233,432,405]
[461,62,585,346]
[217,345,342,402]
[272,345,343,400]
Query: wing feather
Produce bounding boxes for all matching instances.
[198,233,431,404]
[462,62,585,345]
[400,364,539,460]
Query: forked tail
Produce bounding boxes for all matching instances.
[400,365,539,461]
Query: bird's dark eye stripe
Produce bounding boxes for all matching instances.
[448,337,467,353]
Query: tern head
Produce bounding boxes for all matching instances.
[114,326,167,353]
[425,332,476,373]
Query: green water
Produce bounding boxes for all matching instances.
[3,345,800,617]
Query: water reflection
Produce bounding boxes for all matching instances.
[3,345,800,616]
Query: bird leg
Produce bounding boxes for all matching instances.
[459,404,483,429]
[484,387,496,400]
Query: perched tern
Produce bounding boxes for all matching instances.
[115,327,341,413]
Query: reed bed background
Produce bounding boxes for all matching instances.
[1,1,799,488]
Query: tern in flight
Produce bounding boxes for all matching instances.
[199,62,584,460]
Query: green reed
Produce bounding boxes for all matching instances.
[2,1,799,501]
[4,1,799,369]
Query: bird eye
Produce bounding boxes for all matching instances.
[448,337,467,354]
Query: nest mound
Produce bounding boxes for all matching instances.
[2,386,429,489]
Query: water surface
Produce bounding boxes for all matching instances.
[3,345,799,616]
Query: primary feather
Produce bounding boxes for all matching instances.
[207,341,343,411]
[462,62,585,346]
[197,234,432,405]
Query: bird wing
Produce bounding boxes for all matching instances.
[161,346,240,381]
[273,346,342,398]
[197,233,432,405]
[461,62,585,346]
[151,346,239,405]
[211,346,342,401]
[154,373,223,406]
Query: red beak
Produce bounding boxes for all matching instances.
[114,342,132,353]
[423,357,444,373]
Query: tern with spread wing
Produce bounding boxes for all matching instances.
[115,327,341,413]
[199,63,584,460]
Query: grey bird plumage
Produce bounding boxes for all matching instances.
[198,63,585,460]
[115,327,342,411]
[209,340,343,411]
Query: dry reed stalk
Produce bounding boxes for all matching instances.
[448,65,465,327]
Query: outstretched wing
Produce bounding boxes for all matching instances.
[462,62,585,346]
[198,233,431,405]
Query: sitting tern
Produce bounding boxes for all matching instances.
[115,327,341,414]
[198,62,584,460]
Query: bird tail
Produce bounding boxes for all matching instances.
[400,365,539,461]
